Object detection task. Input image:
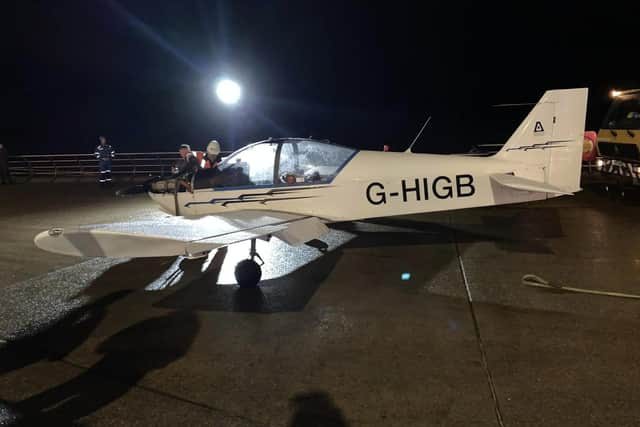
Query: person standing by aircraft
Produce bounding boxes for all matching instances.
[190,140,223,189]
[175,144,198,175]
[173,144,198,191]
[94,136,115,185]
[0,144,12,184]
[201,140,222,169]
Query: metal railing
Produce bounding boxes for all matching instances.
[7,152,231,182]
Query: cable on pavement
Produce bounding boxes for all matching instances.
[522,274,640,300]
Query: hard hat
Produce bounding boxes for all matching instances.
[179,144,191,151]
[207,140,221,156]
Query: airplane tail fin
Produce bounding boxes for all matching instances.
[495,88,588,193]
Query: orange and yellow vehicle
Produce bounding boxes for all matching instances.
[595,89,640,185]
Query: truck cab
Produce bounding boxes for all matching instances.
[596,89,640,185]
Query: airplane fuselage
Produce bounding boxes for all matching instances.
[149,150,549,221]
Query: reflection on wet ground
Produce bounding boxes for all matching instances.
[156,248,344,312]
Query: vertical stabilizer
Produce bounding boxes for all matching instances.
[495,88,588,192]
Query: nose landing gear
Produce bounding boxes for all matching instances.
[234,238,264,287]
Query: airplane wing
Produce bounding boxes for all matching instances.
[34,211,328,258]
[490,173,574,195]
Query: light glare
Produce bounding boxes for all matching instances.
[216,79,241,105]
[611,89,622,98]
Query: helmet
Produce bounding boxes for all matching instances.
[207,140,220,156]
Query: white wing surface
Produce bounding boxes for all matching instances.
[34,211,328,258]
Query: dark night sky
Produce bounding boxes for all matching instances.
[4,1,639,154]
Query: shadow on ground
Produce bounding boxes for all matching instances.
[12,310,199,426]
[351,209,563,254]
[86,256,181,294]
[288,391,350,427]
[155,247,343,313]
[0,290,131,375]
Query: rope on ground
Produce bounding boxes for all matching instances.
[522,274,640,300]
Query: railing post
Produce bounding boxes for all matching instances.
[77,155,83,181]
[26,158,33,182]
[173,178,180,216]
[131,154,136,181]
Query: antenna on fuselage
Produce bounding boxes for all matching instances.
[405,115,432,153]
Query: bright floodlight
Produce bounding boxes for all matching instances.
[610,89,622,98]
[216,79,242,105]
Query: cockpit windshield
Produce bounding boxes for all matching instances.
[218,141,278,186]
[277,139,356,185]
[194,138,356,190]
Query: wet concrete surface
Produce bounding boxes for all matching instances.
[0,182,639,425]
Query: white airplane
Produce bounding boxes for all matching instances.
[35,88,587,287]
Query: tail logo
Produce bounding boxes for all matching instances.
[534,121,545,133]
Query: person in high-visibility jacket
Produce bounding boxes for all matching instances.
[94,136,115,184]
[198,140,222,169]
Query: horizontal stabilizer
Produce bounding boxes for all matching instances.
[490,174,574,195]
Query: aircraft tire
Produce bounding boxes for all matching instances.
[235,259,262,288]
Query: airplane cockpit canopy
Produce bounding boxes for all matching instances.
[194,138,357,190]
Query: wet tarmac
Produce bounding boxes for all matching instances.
[1,182,640,426]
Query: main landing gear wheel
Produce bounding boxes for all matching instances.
[235,259,262,288]
[234,238,264,288]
